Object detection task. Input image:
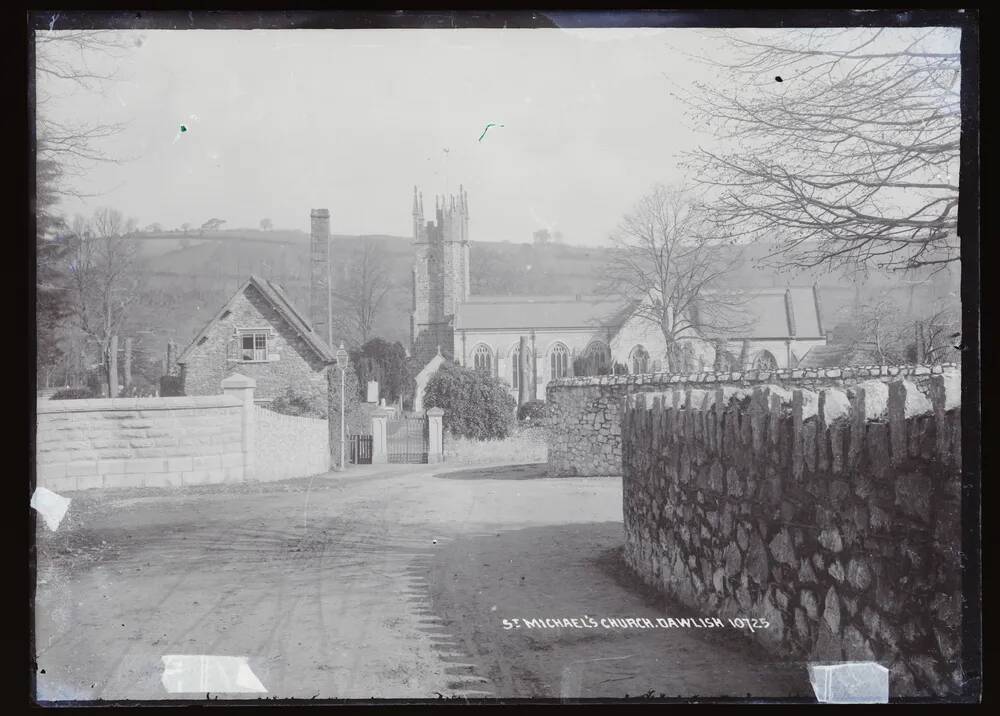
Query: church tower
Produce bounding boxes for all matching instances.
[410,184,470,364]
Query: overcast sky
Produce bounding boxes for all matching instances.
[36,27,959,246]
[37,28,728,244]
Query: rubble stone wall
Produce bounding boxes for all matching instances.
[546,363,959,476]
[620,376,962,697]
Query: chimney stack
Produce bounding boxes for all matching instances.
[310,209,332,347]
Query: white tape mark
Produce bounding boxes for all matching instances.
[808,662,888,703]
[161,655,267,694]
[31,487,70,531]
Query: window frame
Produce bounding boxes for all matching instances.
[236,328,271,363]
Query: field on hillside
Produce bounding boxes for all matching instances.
[124,228,960,354]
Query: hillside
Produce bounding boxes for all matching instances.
[126,228,960,358]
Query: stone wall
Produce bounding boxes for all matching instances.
[36,374,334,491]
[254,406,329,481]
[620,376,962,697]
[546,363,959,476]
[36,395,245,491]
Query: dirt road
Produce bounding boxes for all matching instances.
[34,462,810,700]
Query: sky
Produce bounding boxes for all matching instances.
[36,26,960,247]
[37,28,724,245]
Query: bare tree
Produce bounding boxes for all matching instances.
[912,301,961,363]
[259,218,273,231]
[677,28,960,273]
[35,30,139,195]
[605,184,750,372]
[66,207,141,396]
[331,242,393,346]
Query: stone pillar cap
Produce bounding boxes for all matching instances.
[221,373,256,389]
[426,407,444,416]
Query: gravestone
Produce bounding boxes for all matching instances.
[366,380,379,403]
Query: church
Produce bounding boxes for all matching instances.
[408,186,828,402]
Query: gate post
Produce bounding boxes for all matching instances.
[371,407,392,464]
[221,373,256,480]
[427,407,444,463]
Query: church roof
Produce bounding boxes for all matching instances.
[177,275,337,364]
[697,287,824,340]
[455,295,634,331]
[455,287,824,340]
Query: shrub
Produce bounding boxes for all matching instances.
[349,338,409,404]
[517,399,547,423]
[269,386,323,418]
[423,363,516,440]
[50,387,97,400]
[159,375,185,397]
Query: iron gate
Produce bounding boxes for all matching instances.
[387,414,429,464]
[349,434,373,464]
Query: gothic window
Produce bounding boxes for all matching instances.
[472,343,493,373]
[579,340,611,376]
[549,343,570,380]
[630,345,650,374]
[752,349,779,371]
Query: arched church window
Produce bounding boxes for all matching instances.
[549,343,570,380]
[630,345,650,374]
[472,344,493,373]
[752,349,779,371]
[579,340,611,376]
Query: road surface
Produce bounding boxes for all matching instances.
[34,462,810,700]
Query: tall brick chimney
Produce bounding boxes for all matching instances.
[310,208,331,347]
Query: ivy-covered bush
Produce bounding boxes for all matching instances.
[517,399,547,423]
[423,363,516,440]
[50,387,97,400]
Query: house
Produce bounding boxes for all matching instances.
[404,186,828,401]
[176,275,336,408]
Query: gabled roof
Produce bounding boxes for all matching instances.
[455,295,635,331]
[177,275,336,364]
[696,287,824,340]
[454,287,824,341]
[797,342,881,369]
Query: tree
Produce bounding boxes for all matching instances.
[180,222,191,233]
[34,29,138,386]
[332,241,393,345]
[679,28,960,273]
[605,184,750,372]
[259,218,273,231]
[532,228,551,245]
[200,218,226,233]
[348,338,409,404]
[66,207,141,396]
[144,222,162,233]
[423,363,516,440]
[36,155,73,385]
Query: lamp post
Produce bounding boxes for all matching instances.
[335,344,349,470]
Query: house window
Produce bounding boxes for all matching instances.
[472,343,493,373]
[549,343,569,380]
[240,331,269,362]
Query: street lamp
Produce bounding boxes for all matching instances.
[335,343,349,470]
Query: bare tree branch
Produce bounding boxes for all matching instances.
[672,28,960,274]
